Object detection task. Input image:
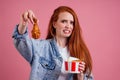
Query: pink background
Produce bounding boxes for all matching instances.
[0,0,120,80]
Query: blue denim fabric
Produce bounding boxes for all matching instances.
[12,25,93,80]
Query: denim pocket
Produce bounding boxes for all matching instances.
[39,57,56,70]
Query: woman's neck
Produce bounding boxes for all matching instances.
[55,36,67,48]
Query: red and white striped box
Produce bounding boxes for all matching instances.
[64,57,81,73]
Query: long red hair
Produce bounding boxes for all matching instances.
[46,6,92,79]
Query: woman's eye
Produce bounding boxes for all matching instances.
[70,21,74,25]
[61,20,66,23]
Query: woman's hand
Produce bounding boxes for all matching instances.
[18,10,37,34]
[79,61,85,73]
[77,61,85,80]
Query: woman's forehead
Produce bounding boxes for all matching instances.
[58,12,74,21]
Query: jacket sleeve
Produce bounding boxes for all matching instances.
[12,25,33,63]
[84,72,94,80]
[67,72,94,80]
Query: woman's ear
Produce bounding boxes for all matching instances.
[53,22,56,28]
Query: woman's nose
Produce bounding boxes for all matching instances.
[65,23,70,28]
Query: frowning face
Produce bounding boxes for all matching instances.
[53,12,74,39]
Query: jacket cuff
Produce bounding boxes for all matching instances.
[12,25,28,39]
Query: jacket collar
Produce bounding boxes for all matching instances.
[49,38,63,61]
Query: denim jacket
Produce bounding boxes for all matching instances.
[12,25,93,80]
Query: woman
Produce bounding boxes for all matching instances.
[12,6,93,80]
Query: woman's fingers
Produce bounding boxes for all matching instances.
[19,11,29,27]
[28,10,38,24]
[21,10,37,24]
[28,10,34,24]
[22,11,29,22]
[18,10,38,34]
[79,61,85,73]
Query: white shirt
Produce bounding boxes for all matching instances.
[57,45,70,80]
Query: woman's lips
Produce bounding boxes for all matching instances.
[63,29,71,34]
